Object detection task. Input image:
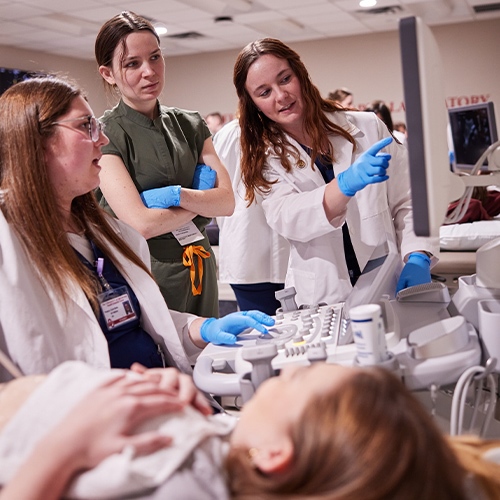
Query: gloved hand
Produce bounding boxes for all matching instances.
[192,164,217,190]
[337,136,393,197]
[200,310,275,345]
[140,185,181,209]
[396,252,432,293]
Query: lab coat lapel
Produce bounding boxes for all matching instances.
[107,225,192,373]
[267,136,325,190]
[328,111,361,177]
[327,111,375,271]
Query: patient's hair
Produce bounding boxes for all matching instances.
[0,76,151,309]
[226,366,500,499]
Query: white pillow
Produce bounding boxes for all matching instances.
[440,220,500,251]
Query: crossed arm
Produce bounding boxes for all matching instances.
[98,137,234,240]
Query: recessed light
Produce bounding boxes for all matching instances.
[154,24,168,36]
[359,0,377,7]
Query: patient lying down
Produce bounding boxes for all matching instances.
[1,361,500,500]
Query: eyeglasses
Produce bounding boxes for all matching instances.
[51,115,105,142]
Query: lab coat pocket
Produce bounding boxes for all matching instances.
[357,184,388,220]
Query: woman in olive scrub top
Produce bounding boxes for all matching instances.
[95,11,234,317]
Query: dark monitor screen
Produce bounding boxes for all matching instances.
[448,102,498,171]
[0,67,32,95]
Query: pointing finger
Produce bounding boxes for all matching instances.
[365,137,393,156]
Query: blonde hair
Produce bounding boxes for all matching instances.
[0,76,151,310]
[227,366,500,499]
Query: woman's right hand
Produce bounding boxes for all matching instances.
[191,164,217,190]
[337,137,392,196]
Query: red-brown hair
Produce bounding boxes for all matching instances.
[233,38,355,204]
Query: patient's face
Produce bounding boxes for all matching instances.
[231,363,355,447]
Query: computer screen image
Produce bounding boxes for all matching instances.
[0,67,31,95]
[449,102,498,172]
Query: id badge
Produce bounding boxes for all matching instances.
[98,286,138,330]
[172,221,204,245]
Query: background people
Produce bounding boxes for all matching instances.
[233,38,437,307]
[365,99,407,145]
[214,119,290,316]
[394,120,408,138]
[2,362,500,499]
[205,111,225,135]
[0,75,272,379]
[95,11,235,317]
[327,87,353,107]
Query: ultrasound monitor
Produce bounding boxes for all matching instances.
[448,102,498,172]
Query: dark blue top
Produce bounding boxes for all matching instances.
[76,243,165,369]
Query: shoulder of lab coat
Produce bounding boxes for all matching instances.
[213,119,240,183]
[213,120,290,283]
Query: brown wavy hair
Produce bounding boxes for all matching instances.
[0,76,151,310]
[233,38,355,204]
[95,11,160,98]
[226,366,500,499]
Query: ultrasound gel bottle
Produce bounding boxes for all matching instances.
[350,304,400,376]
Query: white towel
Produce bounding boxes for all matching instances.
[0,361,235,499]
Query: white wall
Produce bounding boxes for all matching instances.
[0,18,499,125]
[162,19,500,126]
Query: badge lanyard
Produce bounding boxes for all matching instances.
[92,246,138,331]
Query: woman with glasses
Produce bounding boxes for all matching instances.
[94,11,234,318]
[0,75,272,378]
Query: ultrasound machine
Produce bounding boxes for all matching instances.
[194,16,500,437]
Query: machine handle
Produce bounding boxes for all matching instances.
[192,356,242,396]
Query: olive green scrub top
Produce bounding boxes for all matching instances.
[98,99,219,317]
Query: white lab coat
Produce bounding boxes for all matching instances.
[261,110,439,307]
[214,119,290,284]
[0,209,200,381]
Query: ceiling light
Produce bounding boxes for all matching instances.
[359,0,377,7]
[214,16,234,24]
[154,24,168,36]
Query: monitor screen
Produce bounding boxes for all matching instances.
[0,67,31,95]
[398,16,464,237]
[448,102,498,172]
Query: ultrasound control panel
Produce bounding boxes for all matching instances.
[257,303,347,352]
[193,298,482,398]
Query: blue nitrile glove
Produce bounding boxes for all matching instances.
[192,163,217,190]
[396,252,432,293]
[200,310,275,345]
[140,185,181,209]
[337,137,393,197]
